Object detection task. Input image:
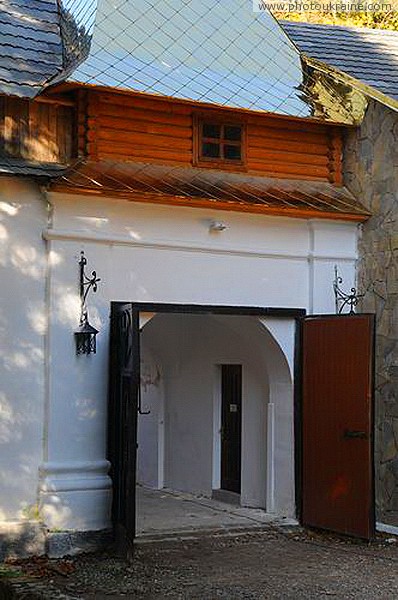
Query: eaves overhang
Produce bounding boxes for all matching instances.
[49,158,371,223]
[0,158,68,178]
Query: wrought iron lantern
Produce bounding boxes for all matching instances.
[74,251,101,355]
[75,313,99,355]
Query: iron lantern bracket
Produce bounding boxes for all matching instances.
[333,265,364,315]
[74,251,101,355]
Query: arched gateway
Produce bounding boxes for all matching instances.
[108,303,375,555]
[108,303,301,554]
[137,313,294,514]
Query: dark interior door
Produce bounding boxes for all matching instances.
[108,303,139,557]
[301,314,374,539]
[221,364,242,494]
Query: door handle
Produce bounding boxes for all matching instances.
[343,429,368,440]
[220,426,229,442]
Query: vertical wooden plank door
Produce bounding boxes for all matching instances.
[221,364,242,494]
[302,315,374,539]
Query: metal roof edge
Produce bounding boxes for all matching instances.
[304,55,398,114]
[45,80,352,127]
[0,158,68,178]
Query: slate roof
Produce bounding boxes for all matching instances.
[0,0,63,98]
[282,21,398,102]
[1,0,312,115]
[2,2,398,110]
[59,0,312,117]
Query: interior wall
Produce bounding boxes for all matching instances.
[138,313,291,510]
[137,344,164,488]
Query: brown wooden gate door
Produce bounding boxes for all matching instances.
[301,314,375,539]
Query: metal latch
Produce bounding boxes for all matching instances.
[343,429,368,440]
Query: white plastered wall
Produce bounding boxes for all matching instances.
[38,192,358,530]
[0,177,47,524]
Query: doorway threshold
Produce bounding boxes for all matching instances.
[136,485,298,541]
[212,489,240,506]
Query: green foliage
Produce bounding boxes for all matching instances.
[274,10,398,30]
[0,565,23,578]
[20,503,41,521]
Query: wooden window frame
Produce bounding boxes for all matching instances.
[193,114,247,170]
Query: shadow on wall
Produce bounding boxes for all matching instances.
[1,179,113,533]
[0,182,48,524]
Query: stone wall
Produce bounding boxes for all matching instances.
[344,99,398,526]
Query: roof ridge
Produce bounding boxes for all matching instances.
[282,20,398,37]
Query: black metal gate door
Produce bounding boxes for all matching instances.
[108,303,139,557]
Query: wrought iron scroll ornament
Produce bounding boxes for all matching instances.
[79,251,100,311]
[74,251,101,355]
[333,265,363,315]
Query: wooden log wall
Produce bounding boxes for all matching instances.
[0,95,74,164]
[0,89,344,184]
[84,91,192,166]
[81,90,344,184]
[246,116,342,184]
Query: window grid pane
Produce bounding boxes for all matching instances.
[199,122,244,163]
[202,141,220,158]
[203,123,221,139]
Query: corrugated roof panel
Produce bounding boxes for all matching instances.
[282,21,398,102]
[0,0,63,97]
[54,160,370,221]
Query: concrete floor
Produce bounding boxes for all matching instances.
[136,485,296,537]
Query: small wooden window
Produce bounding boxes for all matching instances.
[195,118,246,167]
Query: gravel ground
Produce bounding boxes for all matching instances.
[2,527,398,599]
